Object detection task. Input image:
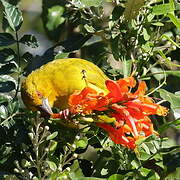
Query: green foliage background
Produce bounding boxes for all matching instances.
[0,0,180,179]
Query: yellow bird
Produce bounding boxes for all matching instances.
[21,58,109,116]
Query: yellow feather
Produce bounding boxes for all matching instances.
[21,58,109,111]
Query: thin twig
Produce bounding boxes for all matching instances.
[14,31,21,99]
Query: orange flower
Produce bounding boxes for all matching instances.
[69,87,109,114]
[96,123,136,149]
[68,77,168,149]
[105,77,136,103]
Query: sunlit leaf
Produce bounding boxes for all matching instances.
[84,24,96,33]
[1,0,23,31]
[142,28,150,41]
[152,0,175,15]
[46,160,57,171]
[161,34,180,48]
[150,67,165,81]
[0,105,8,119]
[75,137,88,149]
[108,173,132,180]
[151,22,164,26]
[55,52,69,59]
[49,140,58,152]
[159,89,180,110]
[167,13,180,29]
[46,131,58,140]
[46,5,65,31]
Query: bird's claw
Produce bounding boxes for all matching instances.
[51,108,70,120]
[58,108,70,119]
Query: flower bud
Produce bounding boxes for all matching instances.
[45,126,49,131]
[14,168,20,173]
[75,135,80,140]
[66,167,71,172]
[73,153,78,158]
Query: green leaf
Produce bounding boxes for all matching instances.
[151,22,164,26]
[158,119,180,133]
[137,151,151,161]
[46,131,58,140]
[152,1,175,15]
[46,160,57,171]
[84,24,95,33]
[142,28,150,41]
[46,5,65,31]
[142,41,153,53]
[160,145,180,153]
[19,34,39,48]
[68,160,84,180]
[108,174,131,180]
[150,67,165,81]
[124,0,145,20]
[158,89,180,110]
[139,167,151,177]
[0,33,16,46]
[55,52,69,59]
[141,143,151,155]
[0,48,17,64]
[131,160,141,169]
[1,0,23,31]
[0,62,17,75]
[147,13,155,22]
[156,50,180,68]
[21,159,31,168]
[80,0,103,7]
[167,13,180,29]
[161,34,180,48]
[0,105,8,119]
[75,137,88,149]
[79,178,106,180]
[22,52,33,62]
[159,70,180,77]
[122,60,132,77]
[0,80,16,93]
[49,140,58,152]
[0,94,11,104]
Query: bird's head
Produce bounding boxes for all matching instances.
[21,78,53,115]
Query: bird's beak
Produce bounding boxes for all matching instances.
[39,98,53,115]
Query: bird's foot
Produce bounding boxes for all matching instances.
[51,109,70,120]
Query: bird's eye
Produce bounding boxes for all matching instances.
[36,91,43,99]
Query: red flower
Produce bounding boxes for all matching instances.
[67,77,168,149]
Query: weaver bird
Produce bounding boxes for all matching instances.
[21,58,108,117]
